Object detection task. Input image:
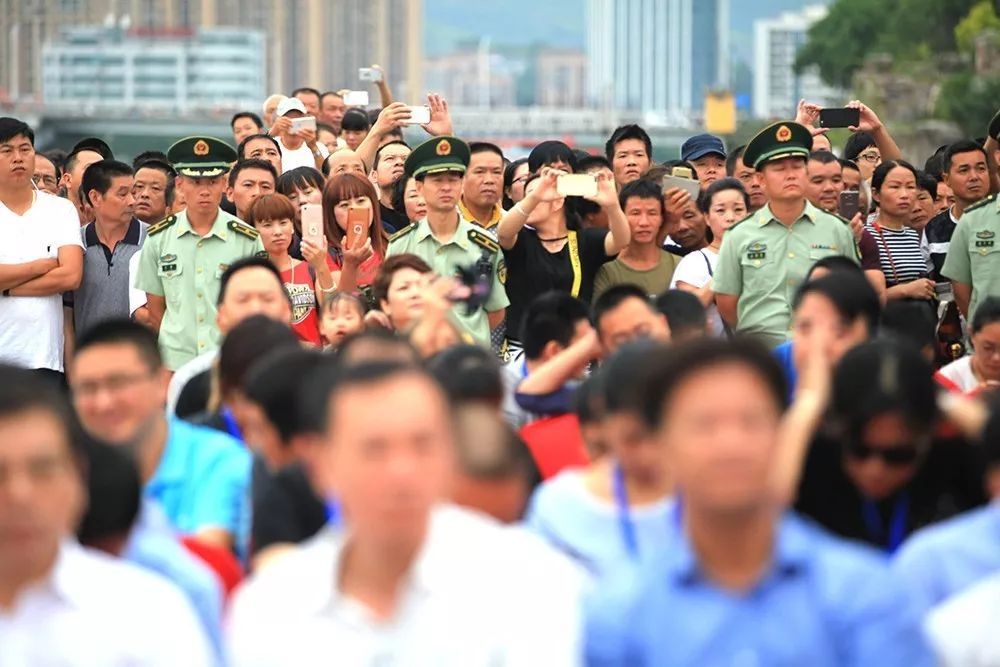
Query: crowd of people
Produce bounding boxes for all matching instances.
[3,68,1000,665]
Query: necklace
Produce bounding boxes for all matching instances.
[538,235,568,242]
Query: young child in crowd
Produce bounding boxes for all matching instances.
[319,291,367,350]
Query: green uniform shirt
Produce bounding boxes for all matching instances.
[713,200,858,348]
[386,214,509,347]
[941,193,1000,321]
[136,209,265,370]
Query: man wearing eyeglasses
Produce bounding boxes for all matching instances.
[32,153,59,195]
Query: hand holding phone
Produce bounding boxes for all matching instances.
[401,106,431,125]
[345,207,370,249]
[819,107,861,129]
[289,116,317,135]
[662,166,700,201]
[838,190,861,220]
[301,203,325,248]
[358,67,383,83]
[556,174,598,198]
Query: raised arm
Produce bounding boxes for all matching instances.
[496,167,561,249]
[355,103,412,171]
[848,100,902,163]
[372,65,394,107]
[583,172,630,256]
[517,326,602,396]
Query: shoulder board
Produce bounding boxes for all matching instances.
[228,220,259,240]
[468,228,499,253]
[389,222,418,243]
[964,193,998,215]
[146,214,177,237]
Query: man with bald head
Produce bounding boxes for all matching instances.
[262,94,285,129]
[323,149,367,179]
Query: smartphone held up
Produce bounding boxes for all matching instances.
[346,207,370,248]
[556,174,598,198]
[301,203,325,248]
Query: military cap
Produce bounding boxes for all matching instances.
[167,136,237,178]
[69,137,114,160]
[742,121,813,170]
[989,108,1000,141]
[404,136,471,179]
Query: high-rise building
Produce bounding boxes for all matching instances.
[42,24,265,112]
[425,46,519,109]
[585,0,729,121]
[536,50,587,108]
[1,0,423,106]
[753,5,842,120]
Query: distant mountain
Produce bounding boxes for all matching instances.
[425,0,586,56]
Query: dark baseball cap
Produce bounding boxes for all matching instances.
[680,134,726,162]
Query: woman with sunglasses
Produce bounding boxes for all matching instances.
[793,340,986,552]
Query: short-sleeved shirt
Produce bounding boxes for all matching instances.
[865,220,930,286]
[592,251,679,301]
[386,213,510,347]
[145,417,252,545]
[926,207,959,280]
[281,260,321,345]
[670,248,725,336]
[941,194,1000,322]
[278,139,328,173]
[0,191,83,371]
[713,201,859,348]
[502,227,610,340]
[135,209,265,370]
[71,218,147,335]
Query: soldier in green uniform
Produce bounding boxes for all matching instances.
[941,111,1000,322]
[386,136,509,348]
[136,136,265,370]
[713,121,859,348]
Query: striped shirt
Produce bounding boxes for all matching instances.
[865,220,929,286]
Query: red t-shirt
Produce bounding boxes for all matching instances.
[281,261,321,345]
[518,414,590,480]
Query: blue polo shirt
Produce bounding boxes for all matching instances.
[145,418,251,551]
[585,512,934,667]
[893,501,1000,616]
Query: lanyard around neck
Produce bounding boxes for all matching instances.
[861,492,909,553]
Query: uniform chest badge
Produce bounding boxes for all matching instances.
[747,242,767,261]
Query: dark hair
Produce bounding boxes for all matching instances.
[322,173,388,258]
[793,272,881,334]
[291,87,321,101]
[228,158,278,189]
[248,192,297,227]
[322,290,367,320]
[924,149,947,180]
[503,157,529,206]
[943,139,987,174]
[576,155,612,174]
[367,108,382,126]
[76,438,141,547]
[697,177,749,214]
[840,159,861,175]
[806,255,863,281]
[317,122,336,136]
[0,364,81,460]
[809,150,840,165]
[915,170,938,200]
[618,177,664,212]
[373,140,411,171]
[879,301,937,355]
[341,108,371,132]
[593,284,656,330]
[0,117,34,145]
[244,348,328,442]
[573,373,606,426]
[372,253,432,306]
[871,159,918,194]
[427,345,504,407]
[528,140,576,173]
[74,319,163,370]
[132,150,169,170]
[639,338,787,430]
[655,290,707,338]
[602,340,663,415]
[335,328,420,367]
[132,159,177,207]
[237,133,280,160]
[231,111,264,130]
[304,360,440,435]
[972,296,1000,334]
[276,165,324,199]
[520,292,591,360]
[45,149,67,175]
[391,175,415,220]
[605,124,652,162]
[80,159,134,206]
[829,340,938,443]
[218,315,300,399]
[843,132,876,162]
[217,256,285,306]
[321,90,343,103]
[725,145,747,176]
[469,141,504,161]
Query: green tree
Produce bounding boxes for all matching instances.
[936,71,1000,135]
[955,0,1000,52]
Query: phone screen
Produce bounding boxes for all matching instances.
[819,107,861,128]
[661,175,700,200]
[402,106,431,125]
[838,190,861,220]
[290,116,317,134]
[556,174,598,198]
[343,91,370,107]
[301,203,324,247]
[346,207,369,248]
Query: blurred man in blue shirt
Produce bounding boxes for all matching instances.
[585,338,933,667]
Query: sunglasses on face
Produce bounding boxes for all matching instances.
[845,442,920,466]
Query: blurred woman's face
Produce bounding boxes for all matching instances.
[403,178,427,222]
[381,268,429,330]
[792,292,870,378]
[971,321,1000,383]
[842,411,923,500]
[286,183,322,223]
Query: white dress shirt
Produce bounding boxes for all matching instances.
[0,540,215,667]
[228,504,586,666]
[926,570,1000,667]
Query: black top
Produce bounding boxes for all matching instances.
[925,209,957,281]
[795,431,987,550]
[175,369,212,419]
[503,227,612,340]
[252,462,327,555]
[380,202,409,234]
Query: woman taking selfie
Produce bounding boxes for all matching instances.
[322,172,389,304]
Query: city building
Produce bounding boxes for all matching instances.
[1,0,423,106]
[41,23,265,112]
[536,50,587,108]
[425,43,519,108]
[585,0,730,121]
[753,4,843,120]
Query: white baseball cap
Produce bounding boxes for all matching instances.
[276,97,307,117]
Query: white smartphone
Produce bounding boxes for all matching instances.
[289,116,317,134]
[358,67,383,83]
[557,173,598,198]
[661,173,700,200]
[300,203,324,246]
[343,90,370,107]
[402,105,431,125]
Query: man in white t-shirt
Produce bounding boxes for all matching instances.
[0,118,84,375]
[268,97,329,173]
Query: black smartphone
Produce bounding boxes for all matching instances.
[819,107,861,128]
[838,190,861,220]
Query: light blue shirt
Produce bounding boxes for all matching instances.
[125,501,224,663]
[145,418,251,551]
[893,501,1000,616]
[585,512,934,667]
[523,469,676,577]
